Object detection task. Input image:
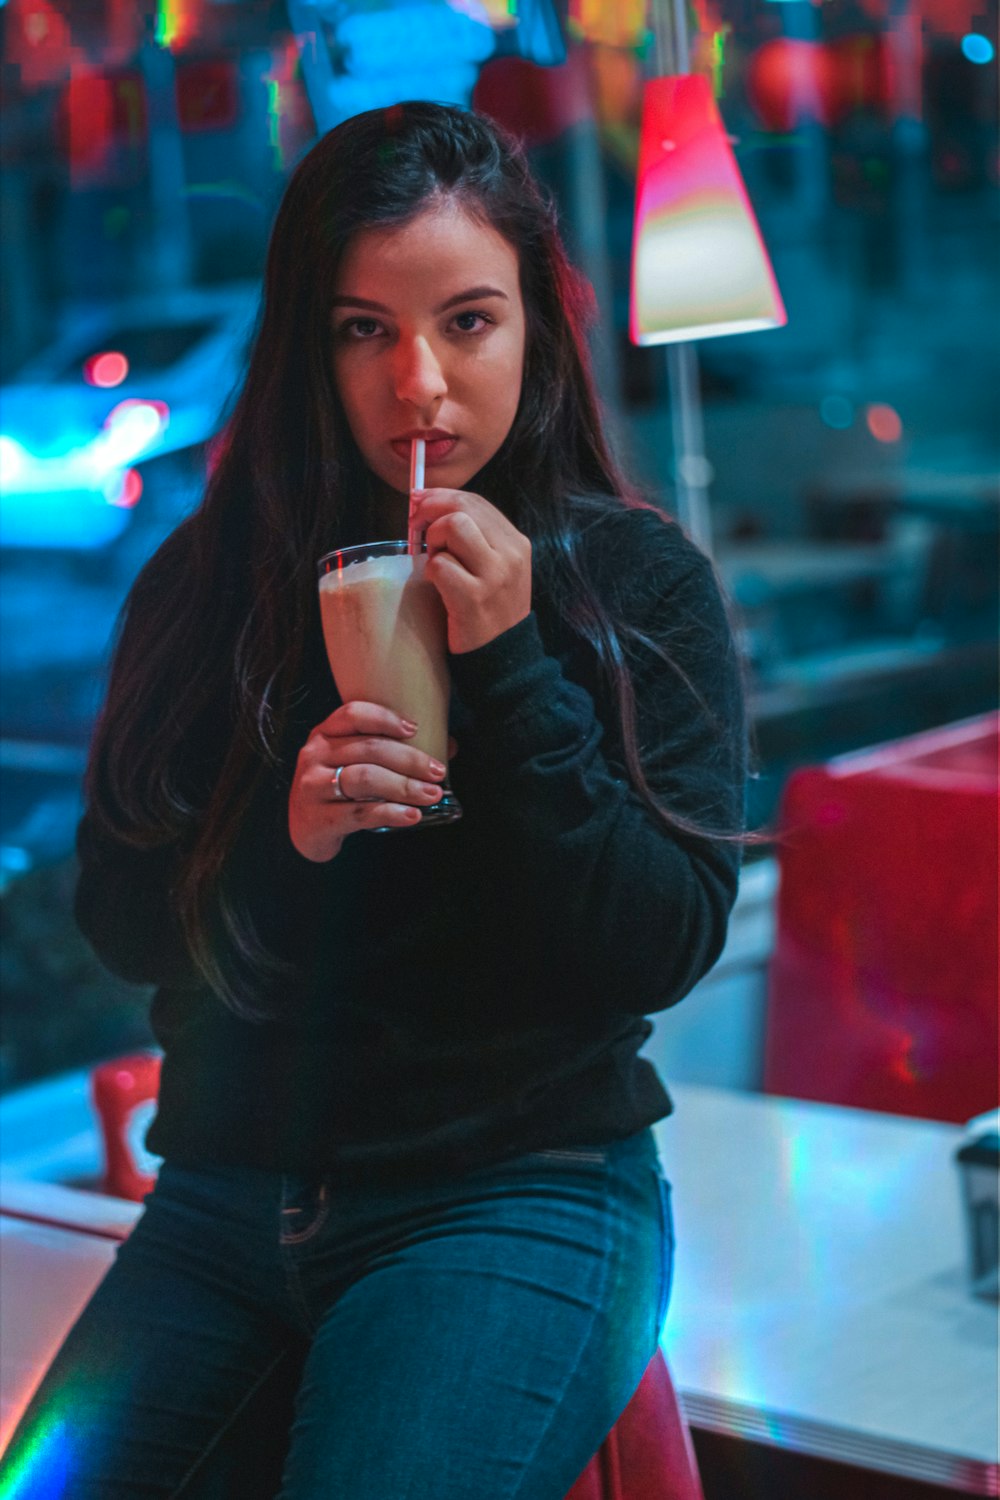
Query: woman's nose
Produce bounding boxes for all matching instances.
[393,336,447,408]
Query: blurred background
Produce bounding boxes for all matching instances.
[0,0,997,1090]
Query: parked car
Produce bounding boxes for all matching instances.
[0,282,257,550]
[0,283,259,880]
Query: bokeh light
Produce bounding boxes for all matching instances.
[83,352,129,388]
[0,435,28,482]
[866,403,903,443]
[961,34,994,65]
[678,454,715,487]
[155,0,197,52]
[107,469,143,509]
[820,395,854,430]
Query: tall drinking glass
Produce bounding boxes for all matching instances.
[317,540,462,829]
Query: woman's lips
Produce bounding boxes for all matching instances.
[390,436,458,466]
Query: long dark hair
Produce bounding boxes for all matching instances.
[86,102,744,1016]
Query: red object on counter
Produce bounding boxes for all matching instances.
[765,713,999,1122]
[90,1053,162,1201]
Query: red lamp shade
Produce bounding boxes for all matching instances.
[629,74,787,346]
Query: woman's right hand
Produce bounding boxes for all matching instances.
[288,702,448,862]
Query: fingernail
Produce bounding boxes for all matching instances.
[401,719,418,735]
[428,759,446,776]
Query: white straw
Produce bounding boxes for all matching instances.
[407,437,425,557]
[411,436,426,494]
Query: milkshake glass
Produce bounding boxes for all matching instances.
[317,540,462,828]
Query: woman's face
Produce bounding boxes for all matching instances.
[330,199,527,499]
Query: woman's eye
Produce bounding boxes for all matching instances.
[341,317,382,340]
[452,310,493,334]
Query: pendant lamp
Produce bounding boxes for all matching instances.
[630,73,787,345]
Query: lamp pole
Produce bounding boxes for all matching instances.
[648,0,713,555]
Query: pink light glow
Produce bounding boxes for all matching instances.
[866,403,903,443]
[84,351,129,388]
[109,469,143,508]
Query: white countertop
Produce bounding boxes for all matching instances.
[657,1084,999,1494]
[0,1215,120,1451]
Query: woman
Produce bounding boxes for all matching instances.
[3,103,746,1497]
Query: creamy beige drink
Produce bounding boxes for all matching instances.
[319,551,450,764]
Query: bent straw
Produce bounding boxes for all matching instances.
[407,437,425,558]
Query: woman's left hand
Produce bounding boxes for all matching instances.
[411,488,532,654]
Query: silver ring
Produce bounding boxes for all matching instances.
[330,765,351,801]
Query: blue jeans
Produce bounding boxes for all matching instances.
[2,1130,673,1499]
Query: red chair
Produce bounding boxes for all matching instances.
[765,712,999,1122]
[566,1349,704,1500]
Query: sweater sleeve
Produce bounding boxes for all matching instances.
[446,508,747,1016]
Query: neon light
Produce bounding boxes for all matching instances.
[84,351,129,388]
[449,0,517,26]
[155,0,195,51]
[155,0,179,48]
[266,78,283,170]
[961,33,994,64]
[263,42,300,173]
[709,27,728,98]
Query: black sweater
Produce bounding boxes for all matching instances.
[75,504,747,1184]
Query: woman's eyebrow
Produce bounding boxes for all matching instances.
[330,286,509,314]
[436,286,509,313]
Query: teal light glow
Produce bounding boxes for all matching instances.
[338,5,495,75]
[0,401,167,547]
[961,33,994,64]
[820,395,854,429]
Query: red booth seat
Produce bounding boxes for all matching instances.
[765,712,999,1122]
